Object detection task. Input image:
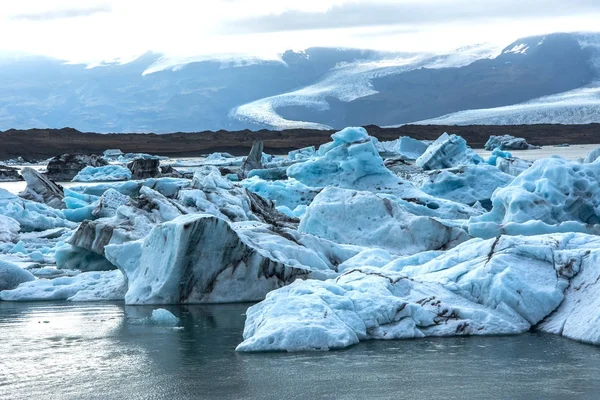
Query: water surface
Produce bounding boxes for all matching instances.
[1,302,600,400]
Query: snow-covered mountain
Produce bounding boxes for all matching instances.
[0,32,599,132]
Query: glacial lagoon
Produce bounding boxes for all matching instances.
[2,301,600,400]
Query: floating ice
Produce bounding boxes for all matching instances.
[299,187,468,255]
[0,188,75,232]
[419,164,513,206]
[150,308,180,326]
[0,260,35,291]
[72,165,132,182]
[0,270,125,301]
[416,133,484,170]
[237,233,594,352]
[0,215,20,244]
[469,157,600,238]
[107,214,356,304]
[375,136,428,159]
[484,135,539,151]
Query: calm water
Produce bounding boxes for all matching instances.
[1,302,600,400]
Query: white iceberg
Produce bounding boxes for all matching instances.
[0,270,125,301]
[375,136,428,159]
[416,133,484,170]
[150,308,180,326]
[419,164,514,206]
[72,165,132,182]
[106,214,358,304]
[0,260,35,291]
[299,187,468,255]
[237,233,595,352]
[469,157,600,238]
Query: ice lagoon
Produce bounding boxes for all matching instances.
[3,128,600,397]
[2,301,600,400]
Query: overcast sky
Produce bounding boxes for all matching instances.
[1,0,600,64]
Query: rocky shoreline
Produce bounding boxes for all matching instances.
[2,124,600,161]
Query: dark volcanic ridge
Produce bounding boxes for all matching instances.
[1,124,600,161]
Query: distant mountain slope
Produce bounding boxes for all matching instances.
[240,33,600,129]
[0,32,599,133]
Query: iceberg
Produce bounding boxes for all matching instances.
[72,165,132,182]
[150,308,180,326]
[469,157,600,238]
[538,235,600,345]
[0,215,20,244]
[484,135,540,151]
[0,270,125,301]
[241,177,320,211]
[19,167,65,209]
[416,133,484,170]
[237,233,595,352]
[288,146,316,161]
[0,188,75,232]
[299,187,468,255]
[419,164,513,206]
[375,136,428,160]
[286,127,480,220]
[0,260,35,291]
[107,214,356,304]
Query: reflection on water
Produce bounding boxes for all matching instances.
[1,302,600,400]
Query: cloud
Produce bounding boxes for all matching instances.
[220,0,600,34]
[10,4,111,22]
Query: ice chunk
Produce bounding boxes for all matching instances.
[92,188,131,218]
[55,244,117,271]
[375,136,428,160]
[416,133,483,170]
[19,167,65,209]
[0,215,20,244]
[300,187,468,255]
[469,157,600,238]
[538,237,600,345]
[286,128,482,220]
[287,127,396,189]
[241,177,320,211]
[236,269,529,352]
[108,214,356,304]
[484,135,539,151]
[0,188,75,232]
[237,233,594,352]
[150,309,180,326]
[419,164,513,206]
[584,146,600,163]
[72,165,132,182]
[0,270,125,301]
[103,149,124,159]
[46,153,108,181]
[0,260,35,291]
[496,157,533,177]
[288,146,316,161]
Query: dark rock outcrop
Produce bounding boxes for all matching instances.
[128,158,161,179]
[18,167,65,209]
[46,153,108,181]
[240,140,264,178]
[0,165,22,182]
